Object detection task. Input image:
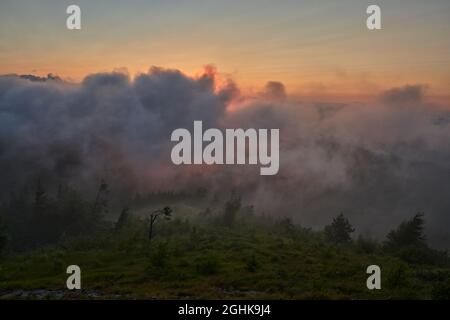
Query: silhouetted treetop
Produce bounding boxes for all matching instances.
[385,213,426,249]
[324,213,355,244]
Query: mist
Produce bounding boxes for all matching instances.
[1,67,450,248]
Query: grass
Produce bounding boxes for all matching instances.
[1,224,449,300]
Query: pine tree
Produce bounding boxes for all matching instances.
[115,207,130,232]
[324,213,355,244]
[385,213,426,249]
[223,191,241,227]
[33,178,47,217]
[90,179,109,231]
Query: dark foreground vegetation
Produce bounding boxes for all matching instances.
[0,182,450,299]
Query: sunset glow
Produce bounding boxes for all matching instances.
[1,0,449,102]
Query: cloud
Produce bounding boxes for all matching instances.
[262,81,287,101]
[380,84,426,106]
[0,67,233,194]
[0,69,449,247]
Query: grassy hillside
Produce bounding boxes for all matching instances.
[1,219,450,300]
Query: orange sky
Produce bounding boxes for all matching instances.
[1,1,449,102]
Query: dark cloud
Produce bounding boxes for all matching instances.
[262,81,287,101]
[0,68,232,195]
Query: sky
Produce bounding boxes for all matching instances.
[0,0,450,100]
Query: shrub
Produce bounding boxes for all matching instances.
[356,235,378,254]
[150,242,169,269]
[395,246,449,266]
[196,254,220,276]
[245,255,260,273]
[431,281,450,300]
[386,262,410,289]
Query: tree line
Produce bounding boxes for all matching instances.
[0,182,448,268]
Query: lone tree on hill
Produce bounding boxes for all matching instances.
[148,206,172,242]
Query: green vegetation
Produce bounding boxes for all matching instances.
[0,185,449,300]
[0,216,7,258]
[324,213,355,245]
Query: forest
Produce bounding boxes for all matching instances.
[1,180,449,299]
